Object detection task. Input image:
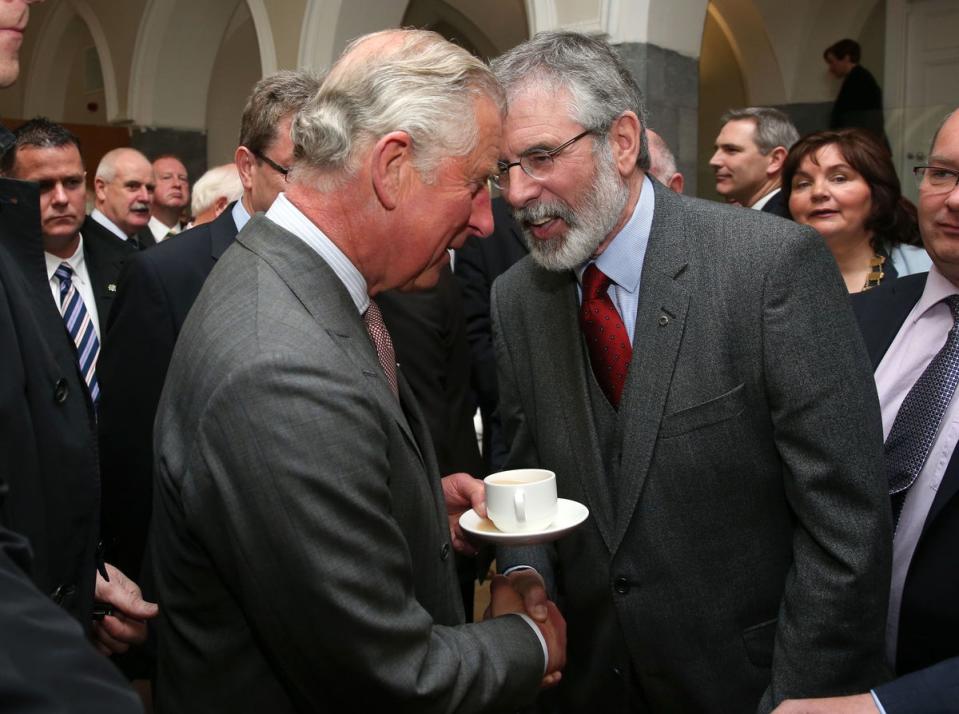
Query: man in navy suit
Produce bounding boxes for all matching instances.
[774,108,959,714]
[97,69,320,585]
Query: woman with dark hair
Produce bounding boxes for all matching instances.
[782,128,929,292]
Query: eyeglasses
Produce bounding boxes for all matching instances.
[493,129,594,190]
[253,149,290,177]
[913,165,959,193]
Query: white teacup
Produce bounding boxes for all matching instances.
[484,469,557,533]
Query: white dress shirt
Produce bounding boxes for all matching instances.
[45,235,101,339]
[148,215,181,244]
[90,208,130,241]
[874,264,959,665]
[750,187,781,211]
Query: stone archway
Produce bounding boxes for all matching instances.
[22,0,120,123]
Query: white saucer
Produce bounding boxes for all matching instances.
[459,498,589,545]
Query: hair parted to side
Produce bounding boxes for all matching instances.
[490,31,650,171]
[1,116,81,175]
[239,69,322,155]
[720,107,800,155]
[290,29,504,188]
[823,39,861,63]
[781,128,921,250]
[191,163,243,216]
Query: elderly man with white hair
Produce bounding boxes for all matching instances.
[150,29,565,714]
[187,162,243,228]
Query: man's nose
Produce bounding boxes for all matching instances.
[503,166,541,209]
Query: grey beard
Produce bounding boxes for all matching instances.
[514,153,629,272]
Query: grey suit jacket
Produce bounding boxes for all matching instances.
[493,181,891,713]
[151,215,543,713]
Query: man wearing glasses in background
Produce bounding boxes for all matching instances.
[96,71,321,673]
[775,110,959,714]
[489,31,892,712]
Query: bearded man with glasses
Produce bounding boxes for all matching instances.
[489,31,892,713]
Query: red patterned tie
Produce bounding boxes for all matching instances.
[579,264,632,408]
[363,300,399,399]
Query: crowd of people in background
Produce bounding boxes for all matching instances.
[1,1,957,710]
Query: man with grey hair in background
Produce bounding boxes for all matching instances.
[86,147,156,247]
[709,106,799,217]
[151,30,565,713]
[490,31,890,712]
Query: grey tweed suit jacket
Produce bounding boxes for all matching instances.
[152,215,543,713]
[493,181,892,713]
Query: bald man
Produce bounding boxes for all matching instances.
[87,148,156,249]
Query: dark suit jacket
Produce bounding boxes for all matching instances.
[98,205,239,578]
[378,266,484,479]
[874,656,959,714]
[494,181,892,712]
[453,197,528,470]
[830,64,886,143]
[82,217,137,327]
[851,272,959,685]
[0,178,100,626]
[151,215,544,712]
[0,524,142,712]
[133,226,156,250]
[760,189,790,219]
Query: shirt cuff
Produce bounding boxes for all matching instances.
[870,690,887,714]
[512,613,548,675]
[502,564,534,575]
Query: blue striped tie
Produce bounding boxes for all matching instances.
[54,263,100,405]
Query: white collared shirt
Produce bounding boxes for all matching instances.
[750,187,781,211]
[45,235,100,338]
[574,174,656,345]
[265,192,369,315]
[90,209,130,241]
[232,200,252,233]
[148,215,181,244]
[874,264,959,665]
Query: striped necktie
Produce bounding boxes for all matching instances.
[54,263,100,405]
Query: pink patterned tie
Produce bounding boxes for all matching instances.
[579,264,632,408]
[363,299,399,399]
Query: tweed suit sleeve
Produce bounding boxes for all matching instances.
[757,224,892,710]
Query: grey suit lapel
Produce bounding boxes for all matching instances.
[236,217,427,469]
[611,181,690,553]
[535,268,618,550]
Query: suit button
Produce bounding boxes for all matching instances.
[611,666,623,678]
[613,576,630,594]
[53,378,69,404]
[51,583,76,604]
[440,543,450,560]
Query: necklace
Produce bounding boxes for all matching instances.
[862,254,885,291]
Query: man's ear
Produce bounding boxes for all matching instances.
[234,146,255,191]
[93,176,107,202]
[213,195,230,217]
[609,111,642,176]
[767,146,788,177]
[371,131,415,211]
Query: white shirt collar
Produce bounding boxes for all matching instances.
[45,235,86,283]
[90,209,131,240]
[750,187,781,211]
[232,199,251,232]
[264,193,369,314]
